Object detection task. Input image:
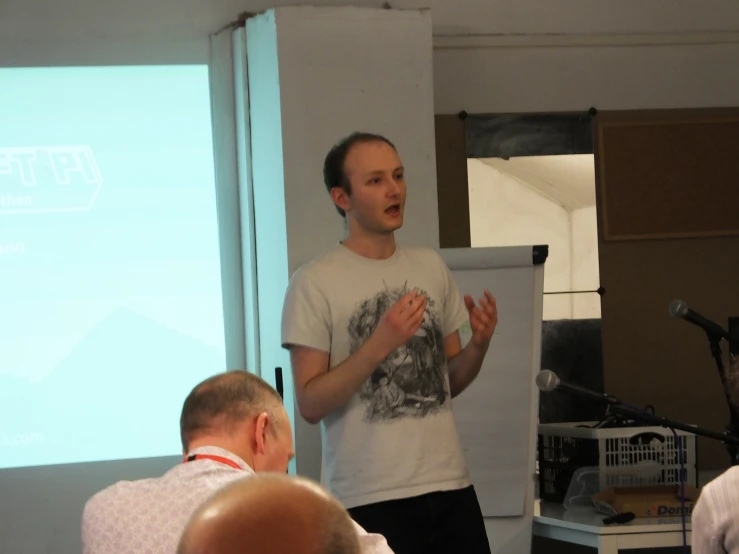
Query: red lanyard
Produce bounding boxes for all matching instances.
[184,453,243,470]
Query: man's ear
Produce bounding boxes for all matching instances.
[329,186,351,214]
[254,412,270,454]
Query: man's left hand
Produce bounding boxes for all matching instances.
[464,289,498,347]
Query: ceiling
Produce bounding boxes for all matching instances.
[2,0,739,66]
[2,0,737,41]
[479,154,596,211]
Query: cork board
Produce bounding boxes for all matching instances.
[595,108,739,470]
[595,108,739,241]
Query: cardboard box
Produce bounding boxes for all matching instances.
[592,485,700,518]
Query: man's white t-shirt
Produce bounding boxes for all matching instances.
[281,243,472,509]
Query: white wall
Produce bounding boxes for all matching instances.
[276,6,440,270]
[469,160,602,320]
[433,42,739,114]
[571,206,601,318]
[467,159,574,319]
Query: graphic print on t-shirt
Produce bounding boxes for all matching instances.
[347,282,449,422]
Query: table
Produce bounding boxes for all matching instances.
[533,500,691,554]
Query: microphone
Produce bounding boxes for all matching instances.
[536,370,619,405]
[668,300,729,341]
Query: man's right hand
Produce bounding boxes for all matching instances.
[290,290,426,424]
[370,290,427,356]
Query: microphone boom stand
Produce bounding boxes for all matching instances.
[704,330,739,465]
[603,399,739,449]
[542,379,739,450]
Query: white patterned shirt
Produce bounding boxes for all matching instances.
[81,446,393,554]
[692,465,739,554]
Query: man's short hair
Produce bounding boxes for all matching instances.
[180,371,284,451]
[323,131,396,217]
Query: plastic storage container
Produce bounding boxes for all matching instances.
[538,421,697,503]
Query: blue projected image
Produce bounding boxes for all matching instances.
[0,66,226,469]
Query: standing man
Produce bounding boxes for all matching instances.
[281,132,498,554]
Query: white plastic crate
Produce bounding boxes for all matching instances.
[537,421,697,503]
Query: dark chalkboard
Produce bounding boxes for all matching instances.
[539,318,606,424]
[466,113,593,159]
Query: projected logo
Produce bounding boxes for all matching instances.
[0,146,103,214]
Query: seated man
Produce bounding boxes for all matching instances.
[178,473,361,554]
[82,371,392,554]
[692,463,739,553]
[691,355,739,554]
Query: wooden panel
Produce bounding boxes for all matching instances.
[595,108,739,470]
[595,108,739,241]
[435,114,471,248]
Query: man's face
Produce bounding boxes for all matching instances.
[336,140,406,234]
[253,411,295,474]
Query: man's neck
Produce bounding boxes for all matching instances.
[187,437,254,468]
[342,229,397,260]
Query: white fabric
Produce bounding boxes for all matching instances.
[281,244,471,509]
[692,465,739,554]
[81,446,393,554]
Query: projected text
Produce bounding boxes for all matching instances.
[0,146,103,214]
[0,433,44,448]
[0,242,26,255]
[0,194,33,208]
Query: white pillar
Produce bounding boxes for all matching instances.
[208,28,247,372]
[245,6,439,480]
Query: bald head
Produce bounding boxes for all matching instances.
[180,371,287,451]
[178,474,361,554]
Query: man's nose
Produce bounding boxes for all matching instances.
[387,178,402,195]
